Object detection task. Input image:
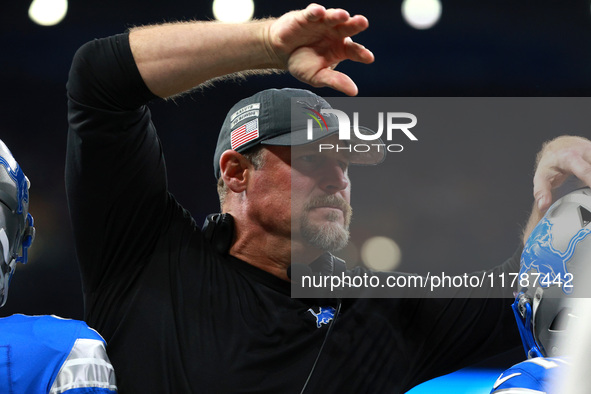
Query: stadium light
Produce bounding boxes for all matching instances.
[28,0,68,26]
[212,0,254,23]
[401,0,442,30]
[361,236,401,271]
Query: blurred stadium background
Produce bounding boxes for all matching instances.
[3,0,591,392]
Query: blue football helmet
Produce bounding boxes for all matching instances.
[0,139,35,307]
[513,187,591,358]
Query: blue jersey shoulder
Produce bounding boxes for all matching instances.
[490,357,569,393]
[0,314,107,393]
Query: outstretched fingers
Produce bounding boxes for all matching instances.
[302,3,326,22]
[334,15,370,38]
[313,68,359,96]
[323,8,352,27]
[301,5,368,37]
[270,4,373,95]
[344,37,374,64]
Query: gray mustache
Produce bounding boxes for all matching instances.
[305,195,351,213]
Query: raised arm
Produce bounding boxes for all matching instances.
[130,3,374,98]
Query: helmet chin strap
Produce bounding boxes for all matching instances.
[513,291,544,359]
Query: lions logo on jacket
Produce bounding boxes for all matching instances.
[308,307,336,328]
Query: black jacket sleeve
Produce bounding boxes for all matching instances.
[66,33,171,300]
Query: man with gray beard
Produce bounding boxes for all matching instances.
[212,90,366,269]
[65,3,591,393]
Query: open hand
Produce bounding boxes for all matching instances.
[266,4,375,96]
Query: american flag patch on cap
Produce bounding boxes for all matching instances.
[231,119,259,150]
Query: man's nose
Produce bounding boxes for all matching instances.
[319,160,349,193]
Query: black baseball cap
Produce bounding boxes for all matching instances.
[213,88,386,178]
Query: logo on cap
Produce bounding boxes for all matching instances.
[230,118,259,150]
[230,103,260,129]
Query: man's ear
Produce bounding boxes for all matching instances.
[219,150,251,193]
